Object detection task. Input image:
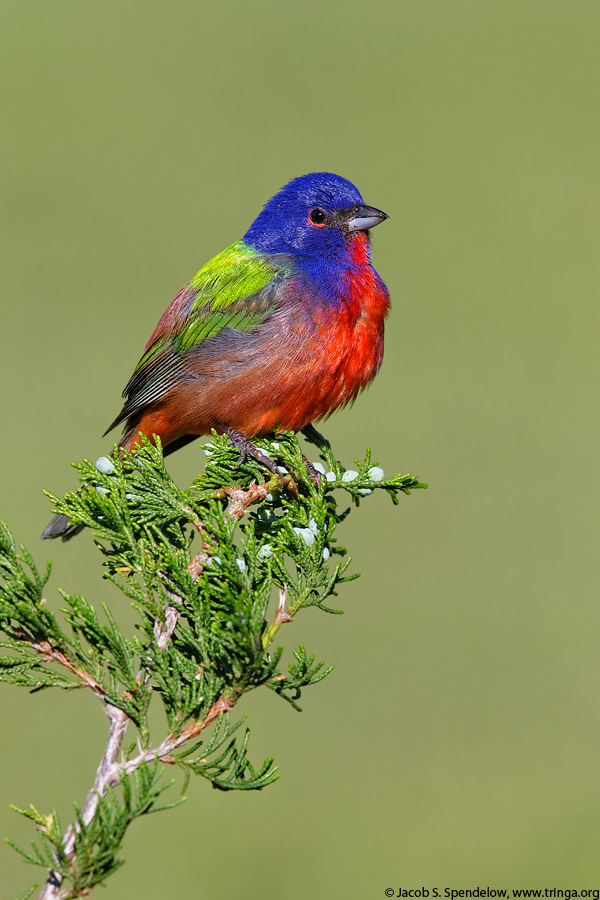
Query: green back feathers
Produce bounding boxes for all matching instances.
[175,241,284,351]
[137,242,285,362]
[189,241,279,310]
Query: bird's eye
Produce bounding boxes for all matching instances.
[308,208,327,226]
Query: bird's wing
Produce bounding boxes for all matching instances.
[104,241,289,435]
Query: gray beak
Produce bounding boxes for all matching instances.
[346,204,389,232]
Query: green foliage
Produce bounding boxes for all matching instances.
[178,714,280,790]
[0,428,425,898]
[8,763,181,898]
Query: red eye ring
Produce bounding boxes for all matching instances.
[308,208,327,227]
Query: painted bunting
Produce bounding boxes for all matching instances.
[42,172,389,540]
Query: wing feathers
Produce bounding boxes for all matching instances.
[104,243,289,437]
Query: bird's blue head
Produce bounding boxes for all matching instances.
[243,172,388,260]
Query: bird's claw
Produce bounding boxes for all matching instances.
[224,425,285,485]
[223,426,322,492]
[302,455,323,490]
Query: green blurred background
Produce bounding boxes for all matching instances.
[2,0,599,895]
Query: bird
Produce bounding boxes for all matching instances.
[42,172,390,540]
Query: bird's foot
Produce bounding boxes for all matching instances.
[301,425,336,490]
[302,454,322,490]
[223,426,286,484]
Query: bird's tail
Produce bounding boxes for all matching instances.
[41,514,85,542]
[40,433,201,542]
[41,428,130,542]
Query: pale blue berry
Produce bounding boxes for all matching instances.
[325,471,337,483]
[293,527,315,546]
[236,558,246,572]
[368,466,385,482]
[308,517,318,536]
[360,488,373,496]
[95,486,110,496]
[312,462,325,475]
[95,457,114,475]
[258,544,273,559]
[342,470,359,482]
[322,547,330,561]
